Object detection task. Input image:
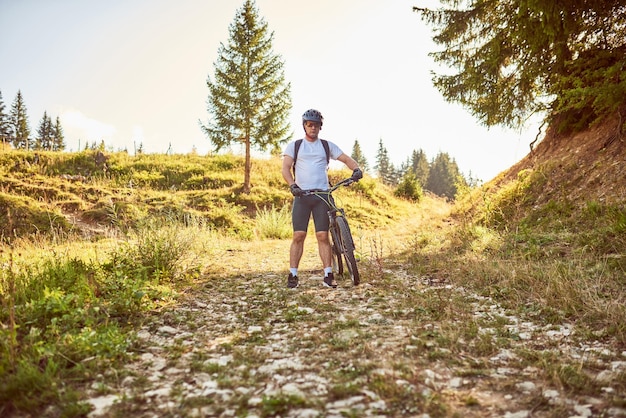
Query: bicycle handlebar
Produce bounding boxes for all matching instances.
[301,177,355,196]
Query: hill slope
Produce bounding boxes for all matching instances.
[502,111,624,206]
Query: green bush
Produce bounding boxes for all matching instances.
[394,173,423,202]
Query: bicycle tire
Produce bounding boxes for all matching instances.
[336,216,360,285]
[329,223,344,276]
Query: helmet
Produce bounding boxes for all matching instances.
[302,109,323,126]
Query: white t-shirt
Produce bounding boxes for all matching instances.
[283,138,344,190]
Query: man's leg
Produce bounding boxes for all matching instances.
[290,231,307,269]
[316,230,337,287]
[315,231,332,269]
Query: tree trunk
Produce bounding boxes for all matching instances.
[243,136,251,194]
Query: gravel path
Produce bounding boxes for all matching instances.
[83,235,626,418]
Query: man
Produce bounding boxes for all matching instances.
[281,109,363,289]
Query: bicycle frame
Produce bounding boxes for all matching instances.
[301,178,360,285]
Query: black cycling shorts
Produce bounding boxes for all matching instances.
[292,194,330,232]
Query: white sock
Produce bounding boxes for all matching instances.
[290,268,298,277]
[324,267,333,276]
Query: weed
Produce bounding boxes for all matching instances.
[260,394,308,417]
[255,203,292,239]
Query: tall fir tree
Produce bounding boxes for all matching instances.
[414,1,626,133]
[350,140,369,173]
[426,152,465,200]
[10,90,31,150]
[201,0,292,193]
[374,138,396,186]
[53,116,66,151]
[0,90,11,147]
[410,149,430,187]
[35,111,54,150]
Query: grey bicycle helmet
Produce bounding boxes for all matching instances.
[302,109,323,126]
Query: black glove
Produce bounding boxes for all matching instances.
[351,168,363,181]
[290,183,303,197]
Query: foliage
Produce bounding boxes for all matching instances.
[426,152,465,200]
[350,139,369,173]
[0,90,10,145]
[414,0,626,133]
[0,150,417,243]
[201,0,292,193]
[394,172,423,202]
[374,138,397,186]
[0,192,71,240]
[9,90,31,150]
[0,217,201,415]
[410,149,429,187]
[254,203,292,239]
[35,113,66,152]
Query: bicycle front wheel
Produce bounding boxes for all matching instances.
[336,216,360,285]
[329,223,344,276]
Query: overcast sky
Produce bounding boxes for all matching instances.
[0,0,541,181]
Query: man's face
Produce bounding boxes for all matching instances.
[304,121,321,139]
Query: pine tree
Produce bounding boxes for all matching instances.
[414,1,626,132]
[374,138,396,186]
[201,0,292,193]
[0,90,11,147]
[350,140,369,173]
[35,111,54,151]
[410,149,430,187]
[53,116,66,151]
[10,90,31,149]
[426,152,466,200]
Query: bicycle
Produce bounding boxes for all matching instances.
[302,178,360,286]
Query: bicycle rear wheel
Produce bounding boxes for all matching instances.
[336,216,360,285]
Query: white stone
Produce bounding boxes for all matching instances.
[86,395,119,417]
[158,325,178,335]
[543,389,559,399]
[515,381,536,393]
[504,411,529,418]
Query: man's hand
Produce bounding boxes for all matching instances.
[290,183,303,197]
[351,168,363,181]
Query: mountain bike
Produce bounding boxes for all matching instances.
[302,178,360,286]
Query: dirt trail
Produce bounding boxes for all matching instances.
[82,201,626,418]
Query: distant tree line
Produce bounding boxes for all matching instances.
[351,139,474,201]
[0,89,66,151]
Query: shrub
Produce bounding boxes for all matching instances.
[394,173,423,202]
[255,204,292,239]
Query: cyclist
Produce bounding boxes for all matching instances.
[281,109,363,289]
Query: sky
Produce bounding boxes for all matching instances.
[0,0,541,182]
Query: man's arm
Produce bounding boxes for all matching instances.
[337,153,359,171]
[282,155,296,186]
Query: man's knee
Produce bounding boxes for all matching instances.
[292,231,307,243]
[315,231,329,242]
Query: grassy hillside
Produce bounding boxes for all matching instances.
[0,150,413,241]
[440,112,625,341]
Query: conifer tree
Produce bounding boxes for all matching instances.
[35,111,54,150]
[350,140,369,173]
[53,116,66,151]
[374,138,396,186]
[410,149,430,187]
[10,90,30,149]
[201,0,292,193]
[426,152,466,200]
[0,90,10,147]
[414,1,626,132]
